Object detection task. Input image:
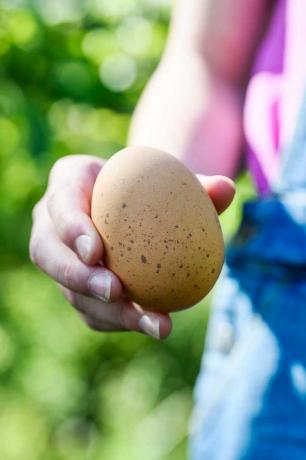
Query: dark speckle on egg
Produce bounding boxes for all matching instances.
[141,255,147,263]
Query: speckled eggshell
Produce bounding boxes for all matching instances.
[91,146,224,312]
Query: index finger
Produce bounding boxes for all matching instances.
[47,156,104,264]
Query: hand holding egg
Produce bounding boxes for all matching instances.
[30,150,234,339]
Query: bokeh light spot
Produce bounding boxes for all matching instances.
[8,9,39,47]
[116,16,153,56]
[32,0,84,25]
[88,0,135,23]
[0,118,20,156]
[82,29,118,65]
[99,53,137,92]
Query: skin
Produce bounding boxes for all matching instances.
[30,0,271,339]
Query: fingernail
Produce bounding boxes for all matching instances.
[75,235,92,263]
[89,272,111,302]
[139,315,160,340]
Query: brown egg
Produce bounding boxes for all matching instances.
[91,146,224,312]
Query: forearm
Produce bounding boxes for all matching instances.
[129,0,272,178]
[128,52,243,179]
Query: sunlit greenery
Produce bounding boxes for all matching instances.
[0,1,255,459]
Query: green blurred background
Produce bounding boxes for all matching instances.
[0,1,255,459]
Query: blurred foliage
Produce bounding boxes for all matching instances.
[0,1,256,459]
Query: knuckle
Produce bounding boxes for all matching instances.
[57,258,89,294]
[61,261,76,288]
[49,156,103,197]
[58,213,81,244]
[66,219,90,249]
[51,155,101,179]
[47,184,76,213]
[48,206,78,243]
[47,189,87,246]
[49,157,71,179]
[57,214,77,242]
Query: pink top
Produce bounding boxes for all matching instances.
[244,0,306,195]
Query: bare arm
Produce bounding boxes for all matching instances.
[129,0,272,178]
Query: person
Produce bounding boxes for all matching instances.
[30,0,306,458]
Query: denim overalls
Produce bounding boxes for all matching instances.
[189,89,306,460]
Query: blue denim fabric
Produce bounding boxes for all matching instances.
[274,88,306,194]
[189,89,306,460]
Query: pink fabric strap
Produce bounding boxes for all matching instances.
[244,0,286,195]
